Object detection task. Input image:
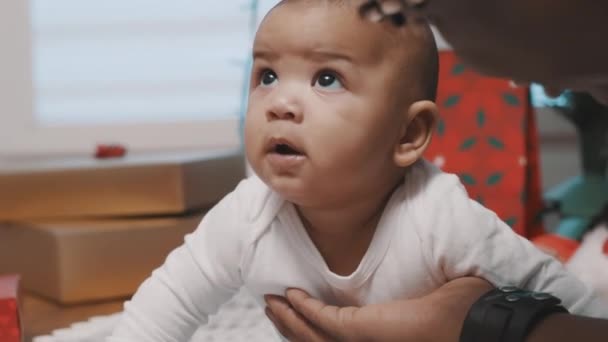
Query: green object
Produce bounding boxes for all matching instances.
[552,217,592,241]
[542,92,608,241]
[545,175,608,218]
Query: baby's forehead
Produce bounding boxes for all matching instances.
[255,2,418,66]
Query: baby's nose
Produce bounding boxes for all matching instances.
[267,109,296,121]
[266,97,303,123]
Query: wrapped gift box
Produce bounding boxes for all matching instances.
[0,150,244,220]
[0,212,205,304]
[0,274,21,342]
[425,52,543,238]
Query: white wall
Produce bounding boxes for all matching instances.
[0,0,35,156]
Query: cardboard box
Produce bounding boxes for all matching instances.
[0,274,21,342]
[0,150,244,220]
[0,213,205,304]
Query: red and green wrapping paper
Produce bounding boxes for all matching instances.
[425,52,544,238]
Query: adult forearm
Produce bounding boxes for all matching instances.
[526,313,608,342]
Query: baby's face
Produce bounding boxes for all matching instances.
[245,1,416,208]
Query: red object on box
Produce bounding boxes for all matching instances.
[0,274,21,342]
[95,144,127,159]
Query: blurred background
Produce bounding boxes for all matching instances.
[0,1,586,341]
[0,0,578,182]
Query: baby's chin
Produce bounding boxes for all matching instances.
[255,173,315,205]
[264,176,310,203]
[251,163,330,205]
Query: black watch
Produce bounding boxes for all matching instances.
[459,286,569,342]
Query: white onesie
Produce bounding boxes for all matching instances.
[108,160,608,341]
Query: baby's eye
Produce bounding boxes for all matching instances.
[260,69,278,87]
[314,72,343,90]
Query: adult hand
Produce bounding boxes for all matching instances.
[264,277,493,342]
[360,0,608,104]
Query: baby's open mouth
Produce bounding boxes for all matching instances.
[268,138,305,157]
[274,143,303,156]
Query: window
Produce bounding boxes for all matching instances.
[0,1,258,157]
[0,0,455,158]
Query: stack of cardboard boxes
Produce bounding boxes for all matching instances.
[0,150,245,304]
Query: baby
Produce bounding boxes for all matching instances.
[109,1,608,341]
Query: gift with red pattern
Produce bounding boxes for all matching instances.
[425,52,544,238]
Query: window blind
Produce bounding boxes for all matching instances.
[32,0,256,126]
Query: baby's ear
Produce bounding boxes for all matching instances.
[393,100,438,168]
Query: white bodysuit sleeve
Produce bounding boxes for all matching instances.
[107,184,251,341]
[420,175,608,318]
